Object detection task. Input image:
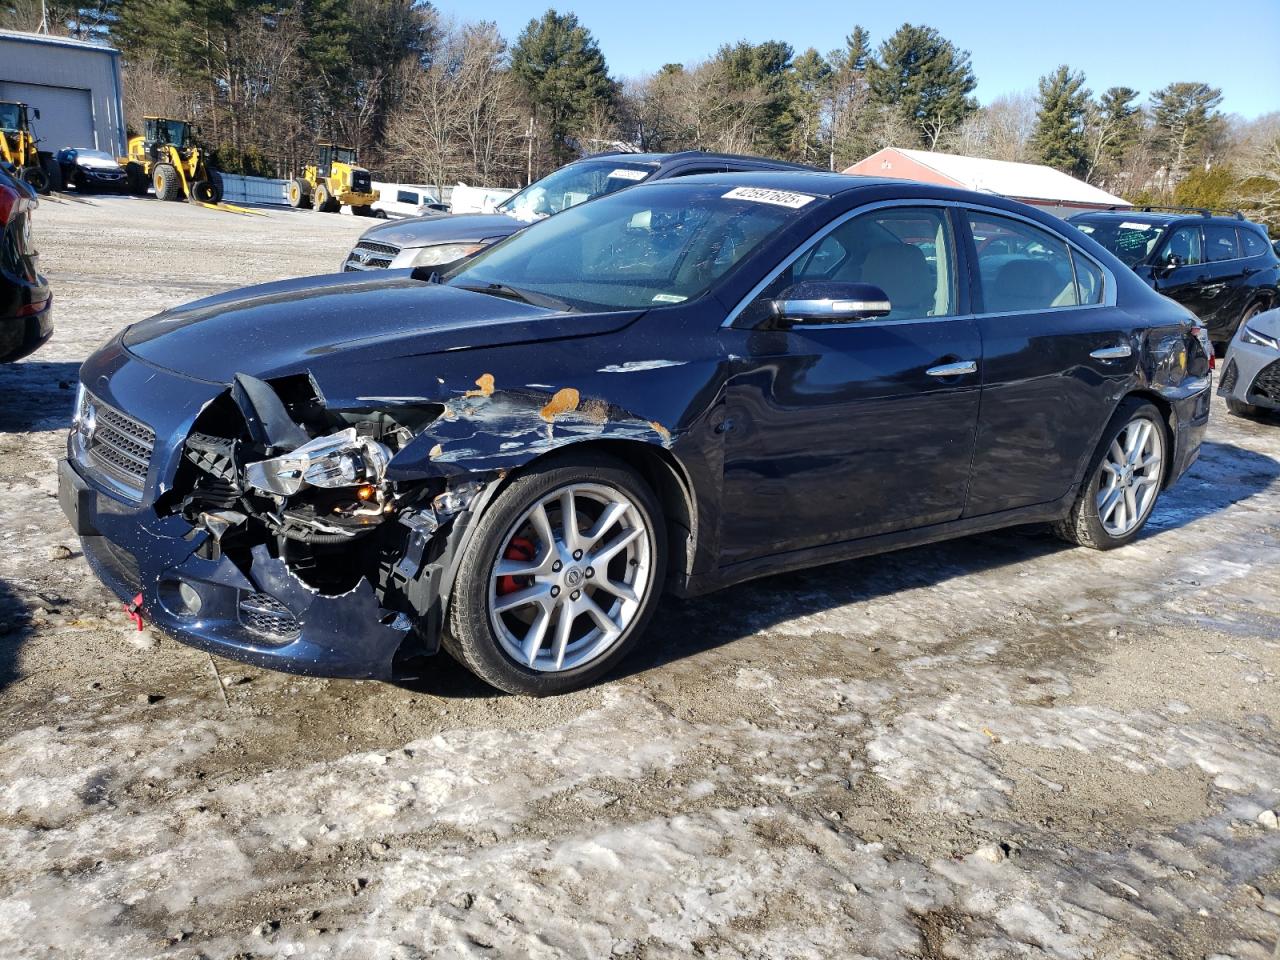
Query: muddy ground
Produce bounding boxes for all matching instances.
[1,194,1278,960]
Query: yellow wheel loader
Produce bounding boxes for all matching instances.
[287,144,378,215]
[0,101,62,194]
[124,117,222,204]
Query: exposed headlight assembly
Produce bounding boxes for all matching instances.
[409,242,488,267]
[1241,323,1280,351]
[244,427,391,496]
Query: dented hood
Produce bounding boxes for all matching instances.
[121,272,641,383]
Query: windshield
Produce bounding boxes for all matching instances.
[0,103,22,132]
[450,181,817,312]
[151,119,190,147]
[498,160,657,223]
[1073,218,1168,268]
[332,147,356,165]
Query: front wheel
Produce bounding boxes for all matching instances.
[445,453,667,695]
[1053,399,1167,549]
[19,165,48,193]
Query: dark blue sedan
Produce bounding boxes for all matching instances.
[60,172,1212,695]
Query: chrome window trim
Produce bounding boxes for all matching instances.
[723,197,1118,329]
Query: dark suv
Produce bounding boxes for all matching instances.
[1070,207,1279,349]
[342,151,816,273]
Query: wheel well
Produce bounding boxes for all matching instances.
[506,439,697,581]
[1122,389,1176,485]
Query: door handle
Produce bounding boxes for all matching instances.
[926,359,978,377]
[1090,343,1132,360]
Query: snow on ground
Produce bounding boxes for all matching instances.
[0,194,1278,959]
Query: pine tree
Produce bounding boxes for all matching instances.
[1084,86,1141,182]
[1149,82,1224,184]
[866,23,976,149]
[1030,65,1090,177]
[511,9,616,167]
[712,39,795,156]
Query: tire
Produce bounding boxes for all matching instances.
[287,178,311,209]
[1053,398,1168,550]
[352,204,375,217]
[206,168,223,204]
[152,163,182,201]
[19,165,48,193]
[39,154,62,192]
[125,162,148,196]
[188,179,214,204]
[1226,396,1264,418]
[314,184,337,213]
[445,452,667,696]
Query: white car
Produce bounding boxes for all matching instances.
[370,184,449,220]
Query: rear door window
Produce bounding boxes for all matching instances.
[1204,224,1241,262]
[968,213,1081,312]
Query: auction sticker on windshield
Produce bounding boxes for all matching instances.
[722,186,816,209]
[609,168,649,181]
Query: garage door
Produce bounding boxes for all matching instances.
[0,82,94,152]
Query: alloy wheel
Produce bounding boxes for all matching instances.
[487,482,652,673]
[1096,417,1163,537]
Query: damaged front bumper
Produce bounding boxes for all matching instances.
[58,347,473,680]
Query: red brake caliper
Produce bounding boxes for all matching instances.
[496,537,536,596]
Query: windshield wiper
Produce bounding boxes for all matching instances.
[456,282,573,312]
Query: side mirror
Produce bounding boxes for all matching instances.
[32,108,40,120]
[773,281,892,324]
[1160,253,1185,275]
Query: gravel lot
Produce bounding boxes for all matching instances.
[1,193,1279,960]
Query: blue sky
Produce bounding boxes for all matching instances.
[433,0,1280,118]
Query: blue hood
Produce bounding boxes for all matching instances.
[122,271,639,383]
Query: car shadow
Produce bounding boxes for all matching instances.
[400,438,1276,699]
[616,438,1278,682]
[0,577,31,694]
[0,360,80,433]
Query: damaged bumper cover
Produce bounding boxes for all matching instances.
[58,347,481,680]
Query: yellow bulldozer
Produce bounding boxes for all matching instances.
[287,144,378,215]
[124,116,222,203]
[0,101,61,194]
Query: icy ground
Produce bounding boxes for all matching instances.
[1,195,1278,959]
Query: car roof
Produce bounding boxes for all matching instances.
[1072,208,1262,229]
[577,150,817,173]
[633,168,971,198]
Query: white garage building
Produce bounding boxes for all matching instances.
[0,30,126,155]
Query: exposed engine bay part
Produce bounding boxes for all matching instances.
[243,427,391,496]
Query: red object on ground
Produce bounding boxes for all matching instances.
[496,537,536,595]
[124,592,144,631]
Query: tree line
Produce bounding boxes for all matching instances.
[4,0,1278,228]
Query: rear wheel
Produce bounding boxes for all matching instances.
[287,178,311,209]
[1053,398,1167,549]
[125,162,148,195]
[39,153,62,191]
[152,163,182,201]
[19,165,48,193]
[445,453,667,695]
[189,179,214,203]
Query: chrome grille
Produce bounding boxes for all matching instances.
[82,392,155,501]
[343,239,400,272]
[238,592,300,641]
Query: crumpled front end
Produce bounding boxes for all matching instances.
[59,344,490,680]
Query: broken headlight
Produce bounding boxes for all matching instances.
[243,427,391,496]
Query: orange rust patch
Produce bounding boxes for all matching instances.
[649,421,671,441]
[465,373,495,398]
[539,387,581,422]
[579,397,609,423]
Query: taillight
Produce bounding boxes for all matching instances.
[17,292,51,316]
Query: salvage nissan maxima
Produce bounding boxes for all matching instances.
[60,172,1212,695]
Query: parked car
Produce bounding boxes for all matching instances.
[1070,207,1280,351]
[1219,305,1280,418]
[0,163,52,362]
[369,183,449,220]
[55,148,128,194]
[61,172,1211,695]
[341,151,817,273]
